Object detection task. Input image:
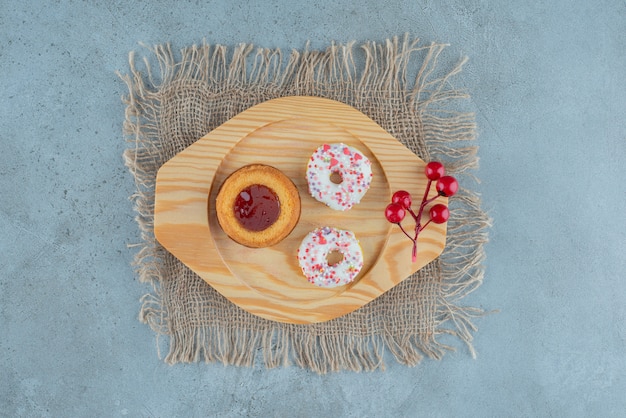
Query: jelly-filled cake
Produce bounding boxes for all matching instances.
[215,164,301,248]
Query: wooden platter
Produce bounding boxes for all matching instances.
[154,96,447,324]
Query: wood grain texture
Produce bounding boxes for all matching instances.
[154,96,447,324]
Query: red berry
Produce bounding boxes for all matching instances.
[429,204,450,224]
[436,176,458,197]
[425,161,445,181]
[391,190,412,209]
[385,203,406,223]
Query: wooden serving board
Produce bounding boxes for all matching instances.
[154,96,447,324]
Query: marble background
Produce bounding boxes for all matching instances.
[1,0,624,416]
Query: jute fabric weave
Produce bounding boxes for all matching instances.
[121,35,489,373]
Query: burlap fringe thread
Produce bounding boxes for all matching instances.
[121,35,490,373]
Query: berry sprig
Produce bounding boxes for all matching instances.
[384,161,458,263]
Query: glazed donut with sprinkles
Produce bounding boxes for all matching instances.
[297,226,364,288]
[306,143,373,211]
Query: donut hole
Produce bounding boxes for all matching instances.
[326,250,344,266]
[329,171,343,184]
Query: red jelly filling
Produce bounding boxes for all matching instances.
[234,184,281,231]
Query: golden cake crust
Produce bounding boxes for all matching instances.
[215,164,301,248]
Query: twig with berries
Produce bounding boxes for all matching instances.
[384,161,458,263]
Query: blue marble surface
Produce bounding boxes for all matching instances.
[1,0,624,416]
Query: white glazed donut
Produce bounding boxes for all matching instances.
[297,227,364,288]
[306,143,373,211]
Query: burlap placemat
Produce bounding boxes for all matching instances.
[121,35,489,373]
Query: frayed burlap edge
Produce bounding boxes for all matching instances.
[120,34,490,373]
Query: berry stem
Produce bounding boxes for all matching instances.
[413,179,432,233]
[396,222,413,241]
[421,179,433,208]
[398,222,418,262]
[421,194,440,208]
[419,219,432,232]
[412,225,420,263]
[408,178,436,263]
